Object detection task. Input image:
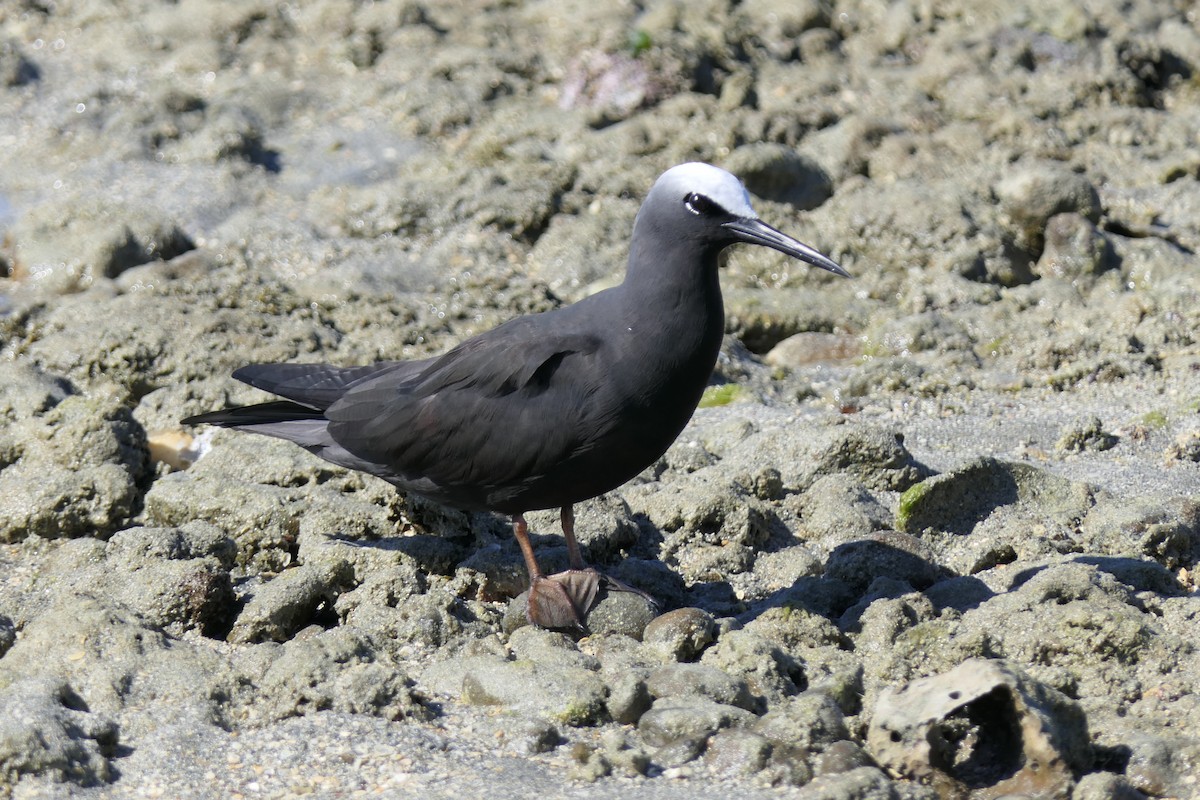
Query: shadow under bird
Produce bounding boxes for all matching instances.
[183,162,848,629]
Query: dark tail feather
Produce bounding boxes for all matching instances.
[232,362,398,410]
[182,400,325,428]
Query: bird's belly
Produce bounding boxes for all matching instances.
[486,389,703,513]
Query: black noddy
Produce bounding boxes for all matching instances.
[183,162,848,629]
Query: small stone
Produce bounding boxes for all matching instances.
[1055,415,1118,453]
[1073,771,1146,800]
[1165,427,1200,463]
[228,562,353,644]
[642,608,717,661]
[703,729,773,776]
[637,698,756,749]
[823,531,943,594]
[705,729,814,786]
[994,162,1101,251]
[422,654,607,727]
[765,332,861,368]
[489,715,560,756]
[604,670,652,725]
[583,587,659,639]
[653,736,707,768]
[812,740,873,776]
[754,691,851,753]
[507,626,598,671]
[700,629,805,705]
[647,663,757,711]
[1035,213,1117,281]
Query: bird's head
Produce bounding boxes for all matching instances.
[639,162,848,277]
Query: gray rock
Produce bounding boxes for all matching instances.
[594,728,651,777]
[11,194,195,291]
[847,585,939,639]
[994,161,1101,252]
[421,653,607,726]
[1078,494,1200,571]
[704,728,811,785]
[603,669,652,726]
[750,545,824,594]
[764,331,861,368]
[812,740,874,776]
[824,532,944,595]
[0,384,148,543]
[630,471,775,568]
[107,550,236,637]
[701,629,805,706]
[895,456,1096,536]
[340,586,465,650]
[0,615,13,658]
[642,607,717,662]
[1073,771,1145,800]
[1166,426,1200,463]
[580,586,659,639]
[507,625,599,671]
[754,691,850,754]
[725,143,833,211]
[794,473,893,543]
[1122,733,1200,799]
[867,658,1090,796]
[652,734,707,768]
[585,634,654,725]
[246,627,427,723]
[1055,414,1119,453]
[0,594,231,739]
[647,663,757,711]
[791,766,902,799]
[801,424,929,493]
[637,697,757,749]
[0,679,118,787]
[229,562,354,644]
[486,714,560,756]
[1036,212,1118,281]
[107,521,237,567]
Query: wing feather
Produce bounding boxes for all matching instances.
[325,316,607,494]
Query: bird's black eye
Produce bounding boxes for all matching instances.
[684,192,717,216]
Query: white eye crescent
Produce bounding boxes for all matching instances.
[684,192,718,216]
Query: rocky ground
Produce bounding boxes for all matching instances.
[1,0,1199,797]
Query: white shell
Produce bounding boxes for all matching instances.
[651,162,757,219]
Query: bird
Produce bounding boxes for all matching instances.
[183,162,848,629]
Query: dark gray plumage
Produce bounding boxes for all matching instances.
[184,162,848,628]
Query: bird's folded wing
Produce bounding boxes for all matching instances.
[232,361,423,410]
[324,328,605,489]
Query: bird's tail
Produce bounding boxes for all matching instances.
[181,400,324,428]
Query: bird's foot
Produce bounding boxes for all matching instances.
[526,569,659,629]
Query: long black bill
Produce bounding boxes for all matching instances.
[723,217,849,277]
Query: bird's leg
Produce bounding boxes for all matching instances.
[561,505,586,570]
[515,513,588,629]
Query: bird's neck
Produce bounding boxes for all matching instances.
[619,237,726,379]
